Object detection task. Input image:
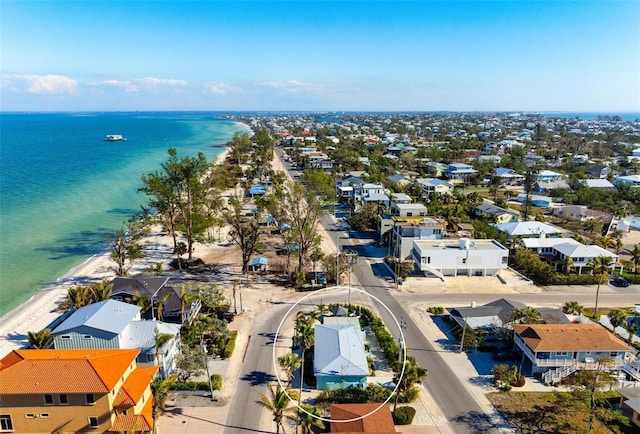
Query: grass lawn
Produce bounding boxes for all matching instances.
[487,391,635,433]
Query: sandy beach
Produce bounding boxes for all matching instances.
[0,146,233,357]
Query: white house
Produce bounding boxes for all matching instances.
[412,238,509,279]
[390,217,446,260]
[494,221,567,239]
[415,178,454,197]
[519,237,618,274]
[391,202,428,217]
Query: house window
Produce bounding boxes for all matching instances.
[25,414,36,419]
[555,351,569,357]
[86,394,95,405]
[44,394,54,405]
[0,415,13,431]
[406,212,413,217]
[610,352,618,358]
[502,256,508,264]
[60,335,71,339]
[88,416,99,428]
[59,394,68,405]
[462,258,467,264]
[83,335,92,340]
[40,413,50,419]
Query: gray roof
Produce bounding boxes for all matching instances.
[52,300,140,335]
[450,298,527,327]
[314,323,368,377]
[111,276,170,298]
[125,320,181,355]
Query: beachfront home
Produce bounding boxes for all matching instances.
[536,170,564,183]
[0,349,156,433]
[50,300,181,378]
[391,202,428,218]
[314,317,368,390]
[581,178,616,191]
[412,238,509,279]
[513,324,633,384]
[552,205,610,222]
[516,193,554,208]
[110,277,201,324]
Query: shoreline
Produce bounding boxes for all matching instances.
[0,145,233,356]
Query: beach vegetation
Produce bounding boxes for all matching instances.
[589,255,614,318]
[226,132,252,166]
[223,195,263,275]
[278,353,301,387]
[392,356,427,410]
[107,217,145,276]
[198,285,231,316]
[27,328,53,349]
[126,290,152,315]
[296,404,325,434]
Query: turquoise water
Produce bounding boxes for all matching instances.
[0,112,246,317]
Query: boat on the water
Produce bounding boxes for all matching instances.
[104,134,126,141]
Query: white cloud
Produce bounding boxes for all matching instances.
[90,77,188,93]
[203,82,230,95]
[258,79,323,94]
[1,74,78,95]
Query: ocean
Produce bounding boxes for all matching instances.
[0,112,247,318]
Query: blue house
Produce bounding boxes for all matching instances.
[314,317,369,390]
[444,163,478,183]
[249,256,268,272]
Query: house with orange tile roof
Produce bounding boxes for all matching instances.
[512,324,637,384]
[330,403,399,433]
[0,349,157,433]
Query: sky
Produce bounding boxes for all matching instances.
[1,0,639,112]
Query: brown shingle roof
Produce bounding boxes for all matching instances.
[513,324,630,352]
[0,349,139,394]
[330,403,398,433]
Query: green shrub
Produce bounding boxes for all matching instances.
[427,306,445,315]
[510,374,526,387]
[223,330,238,359]
[211,374,223,391]
[170,381,210,391]
[393,406,416,425]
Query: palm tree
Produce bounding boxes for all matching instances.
[155,293,172,321]
[608,309,627,331]
[179,285,201,324]
[562,301,584,315]
[175,241,187,271]
[297,404,325,434]
[127,290,152,315]
[256,384,299,434]
[278,353,301,387]
[624,244,640,274]
[625,321,638,345]
[563,256,574,274]
[511,307,542,324]
[27,329,53,349]
[294,314,315,404]
[64,284,90,310]
[588,255,614,318]
[154,331,175,377]
[151,375,178,433]
[88,279,113,303]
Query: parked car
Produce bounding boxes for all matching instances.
[610,276,630,288]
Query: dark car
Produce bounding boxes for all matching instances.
[493,350,518,361]
[610,276,630,287]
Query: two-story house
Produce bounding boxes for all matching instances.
[0,349,157,433]
[50,299,181,379]
[475,202,520,223]
[412,238,509,279]
[415,178,454,199]
[389,217,446,260]
[513,324,633,384]
[444,163,478,183]
[519,237,618,274]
